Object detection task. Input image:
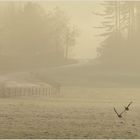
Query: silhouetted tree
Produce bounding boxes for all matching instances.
[93,1,140,72]
[0,2,78,71]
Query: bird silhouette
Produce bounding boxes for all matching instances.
[124,101,133,111]
[114,107,126,118]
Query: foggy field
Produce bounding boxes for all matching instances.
[0,87,140,139]
[1,1,140,139]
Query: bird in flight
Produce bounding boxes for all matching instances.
[114,107,126,118]
[124,101,133,111]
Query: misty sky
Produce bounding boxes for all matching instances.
[41,1,103,59]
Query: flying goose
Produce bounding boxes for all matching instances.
[124,101,133,111]
[114,107,126,118]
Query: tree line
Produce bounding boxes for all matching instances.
[0,2,78,72]
[94,1,140,72]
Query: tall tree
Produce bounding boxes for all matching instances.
[0,2,78,71]
[93,1,140,71]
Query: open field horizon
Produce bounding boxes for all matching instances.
[0,87,139,139]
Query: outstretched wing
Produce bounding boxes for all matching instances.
[114,107,119,116]
[127,101,133,108]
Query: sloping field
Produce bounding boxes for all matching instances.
[38,63,140,87]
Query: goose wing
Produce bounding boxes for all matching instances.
[127,101,133,108]
[114,107,119,116]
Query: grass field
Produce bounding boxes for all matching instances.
[0,87,139,138]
